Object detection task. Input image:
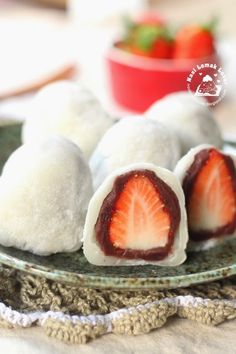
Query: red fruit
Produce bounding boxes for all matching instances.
[173,24,215,59]
[128,32,173,59]
[120,18,173,59]
[183,149,236,241]
[150,38,173,59]
[95,170,181,261]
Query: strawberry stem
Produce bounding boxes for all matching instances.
[202,16,219,33]
[136,25,172,52]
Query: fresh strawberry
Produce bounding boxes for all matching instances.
[95,170,181,260]
[184,149,236,241]
[150,37,173,58]
[173,21,216,59]
[131,25,173,58]
[120,15,173,59]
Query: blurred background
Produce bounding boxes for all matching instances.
[0,0,236,136]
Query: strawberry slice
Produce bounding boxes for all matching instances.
[183,149,236,241]
[95,170,180,261]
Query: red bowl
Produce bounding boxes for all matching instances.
[106,46,220,113]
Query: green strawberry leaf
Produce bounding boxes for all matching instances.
[202,16,219,33]
[122,15,136,33]
[136,25,170,52]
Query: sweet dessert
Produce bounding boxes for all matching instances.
[90,116,181,189]
[145,92,223,155]
[175,145,236,250]
[0,136,93,255]
[83,163,188,266]
[22,81,113,159]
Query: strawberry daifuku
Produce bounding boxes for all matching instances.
[83,163,188,266]
[90,115,181,190]
[22,81,113,160]
[145,92,223,155]
[0,136,93,256]
[175,145,236,251]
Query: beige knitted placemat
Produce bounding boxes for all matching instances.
[0,265,236,344]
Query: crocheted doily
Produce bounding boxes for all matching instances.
[0,265,236,344]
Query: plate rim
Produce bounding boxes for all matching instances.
[0,247,236,290]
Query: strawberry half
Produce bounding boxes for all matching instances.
[183,148,236,241]
[95,170,180,261]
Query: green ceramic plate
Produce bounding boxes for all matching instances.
[0,123,236,290]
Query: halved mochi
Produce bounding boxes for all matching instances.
[83,163,188,266]
[0,136,93,256]
[175,145,236,251]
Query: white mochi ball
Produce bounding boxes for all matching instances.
[22,81,113,159]
[0,136,93,256]
[90,115,181,189]
[145,91,223,155]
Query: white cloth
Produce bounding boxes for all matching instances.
[0,318,235,354]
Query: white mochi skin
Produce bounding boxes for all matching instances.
[145,92,223,155]
[0,136,93,255]
[22,81,113,159]
[90,115,181,190]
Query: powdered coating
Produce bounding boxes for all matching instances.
[145,92,223,155]
[90,116,181,189]
[22,81,113,159]
[0,136,93,255]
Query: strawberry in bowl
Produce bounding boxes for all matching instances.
[107,15,219,112]
[173,20,217,59]
[117,14,173,59]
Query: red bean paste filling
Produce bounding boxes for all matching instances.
[95,170,181,261]
[183,148,236,242]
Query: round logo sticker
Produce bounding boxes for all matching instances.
[186,63,227,106]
